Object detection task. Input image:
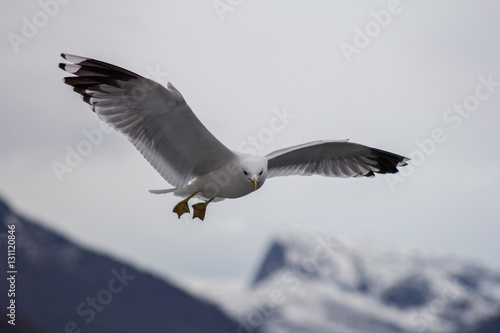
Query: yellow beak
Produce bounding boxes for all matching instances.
[251,178,257,190]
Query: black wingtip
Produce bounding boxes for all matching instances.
[61,77,71,85]
[364,170,375,177]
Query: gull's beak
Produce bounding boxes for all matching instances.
[251,178,257,190]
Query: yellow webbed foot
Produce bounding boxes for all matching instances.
[173,200,190,218]
[172,192,199,219]
[192,198,214,221]
[192,202,208,221]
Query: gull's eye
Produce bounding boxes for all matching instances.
[243,170,248,176]
[259,170,263,176]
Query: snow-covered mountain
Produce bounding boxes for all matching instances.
[2,192,499,333]
[207,228,500,333]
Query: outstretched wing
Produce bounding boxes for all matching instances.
[266,140,408,178]
[60,54,235,188]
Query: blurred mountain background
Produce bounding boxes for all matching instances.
[0,196,243,333]
[1,195,499,333]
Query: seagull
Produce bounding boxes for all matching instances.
[59,53,409,220]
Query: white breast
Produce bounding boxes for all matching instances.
[189,154,267,199]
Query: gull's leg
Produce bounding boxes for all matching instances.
[192,198,215,221]
[173,192,198,218]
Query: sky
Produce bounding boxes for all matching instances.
[0,0,499,285]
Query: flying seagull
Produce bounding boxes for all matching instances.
[59,53,409,220]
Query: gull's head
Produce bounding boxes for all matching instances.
[239,155,267,191]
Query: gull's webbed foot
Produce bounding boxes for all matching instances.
[173,200,190,218]
[192,198,214,221]
[172,192,198,218]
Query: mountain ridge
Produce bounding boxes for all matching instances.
[0,195,243,333]
[214,227,500,333]
[2,194,499,333]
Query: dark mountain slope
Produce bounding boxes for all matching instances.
[0,196,240,333]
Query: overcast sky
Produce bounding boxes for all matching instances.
[1,0,499,284]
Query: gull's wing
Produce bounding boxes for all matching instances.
[266,140,408,178]
[59,54,235,188]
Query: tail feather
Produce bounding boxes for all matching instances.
[149,188,176,194]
